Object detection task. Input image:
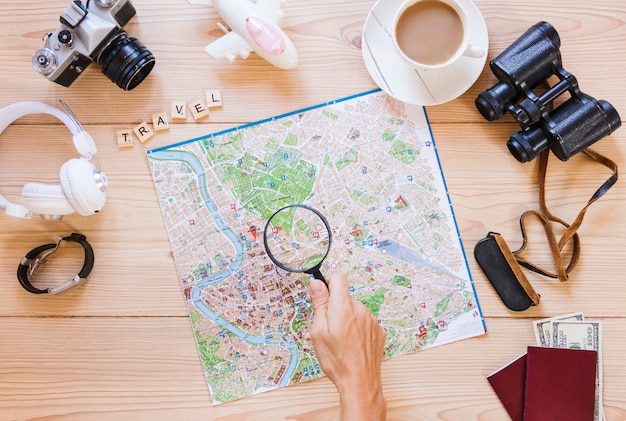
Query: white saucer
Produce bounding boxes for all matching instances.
[362,0,489,106]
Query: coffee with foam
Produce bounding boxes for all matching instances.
[395,0,464,66]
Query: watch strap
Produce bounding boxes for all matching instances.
[16,233,94,295]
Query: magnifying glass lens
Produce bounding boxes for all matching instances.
[265,205,331,272]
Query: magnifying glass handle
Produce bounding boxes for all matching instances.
[311,268,328,288]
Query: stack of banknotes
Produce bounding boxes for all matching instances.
[532,312,604,421]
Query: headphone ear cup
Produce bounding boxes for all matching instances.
[21,183,75,216]
[60,158,107,216]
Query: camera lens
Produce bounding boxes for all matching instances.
[96,32,155,91]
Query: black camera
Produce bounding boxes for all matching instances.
[476,21,621,162]
[32,0,155,91]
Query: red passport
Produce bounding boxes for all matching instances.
[524,346,597,421]
[487,353,527,421]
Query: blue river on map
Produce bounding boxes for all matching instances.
[149,149,299,387]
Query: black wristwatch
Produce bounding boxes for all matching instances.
[17,233,94,295]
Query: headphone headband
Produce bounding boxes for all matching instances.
[0,101,97,158]
[0,101,78,134]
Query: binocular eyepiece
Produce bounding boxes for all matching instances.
[476,21,621,162]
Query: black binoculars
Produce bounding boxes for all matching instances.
[476,21,621,162]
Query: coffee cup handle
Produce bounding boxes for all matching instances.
[463,44,485,59]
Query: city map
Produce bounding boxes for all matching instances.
[147,90,486,404]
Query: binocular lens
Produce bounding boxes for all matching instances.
[507,129,548,163]
[475,83,517,121]
[97,33,155,91]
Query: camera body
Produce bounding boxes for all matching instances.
[32,0,155,91]
[476,21,621,162]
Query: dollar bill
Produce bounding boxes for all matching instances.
[553,320,603,421]
[533,312,585,347]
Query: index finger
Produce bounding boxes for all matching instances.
[326,271,351,308]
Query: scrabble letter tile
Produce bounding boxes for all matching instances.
[171,101,187,121]
[116,129,133,148]
[206,89,223,108]
[133,122,155,143]
[189,101,210,121]
[152,112,170,131]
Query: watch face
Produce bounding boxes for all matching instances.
[95,0,117,7]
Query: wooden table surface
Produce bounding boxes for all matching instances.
[1,0,625,420]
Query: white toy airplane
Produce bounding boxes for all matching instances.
[187,0,298,69]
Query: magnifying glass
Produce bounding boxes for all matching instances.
[263,204,332,287]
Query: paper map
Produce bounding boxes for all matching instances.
[147,90,486,404]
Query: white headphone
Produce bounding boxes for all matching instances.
[0,101,108,220]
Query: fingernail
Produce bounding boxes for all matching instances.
[309,279,324,296]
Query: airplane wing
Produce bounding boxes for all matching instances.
[205,31,251,61]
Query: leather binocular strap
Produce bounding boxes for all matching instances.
[511,148,618,283]
[489,231,541,305]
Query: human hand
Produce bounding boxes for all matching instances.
[309,272,387,421]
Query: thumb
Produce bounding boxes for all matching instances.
[309,278,329,314]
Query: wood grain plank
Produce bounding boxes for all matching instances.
[1,318,624,420]
[1,0,626,419]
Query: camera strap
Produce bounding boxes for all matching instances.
[475,148,618,310]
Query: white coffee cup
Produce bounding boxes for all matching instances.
[392,0,485,72]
